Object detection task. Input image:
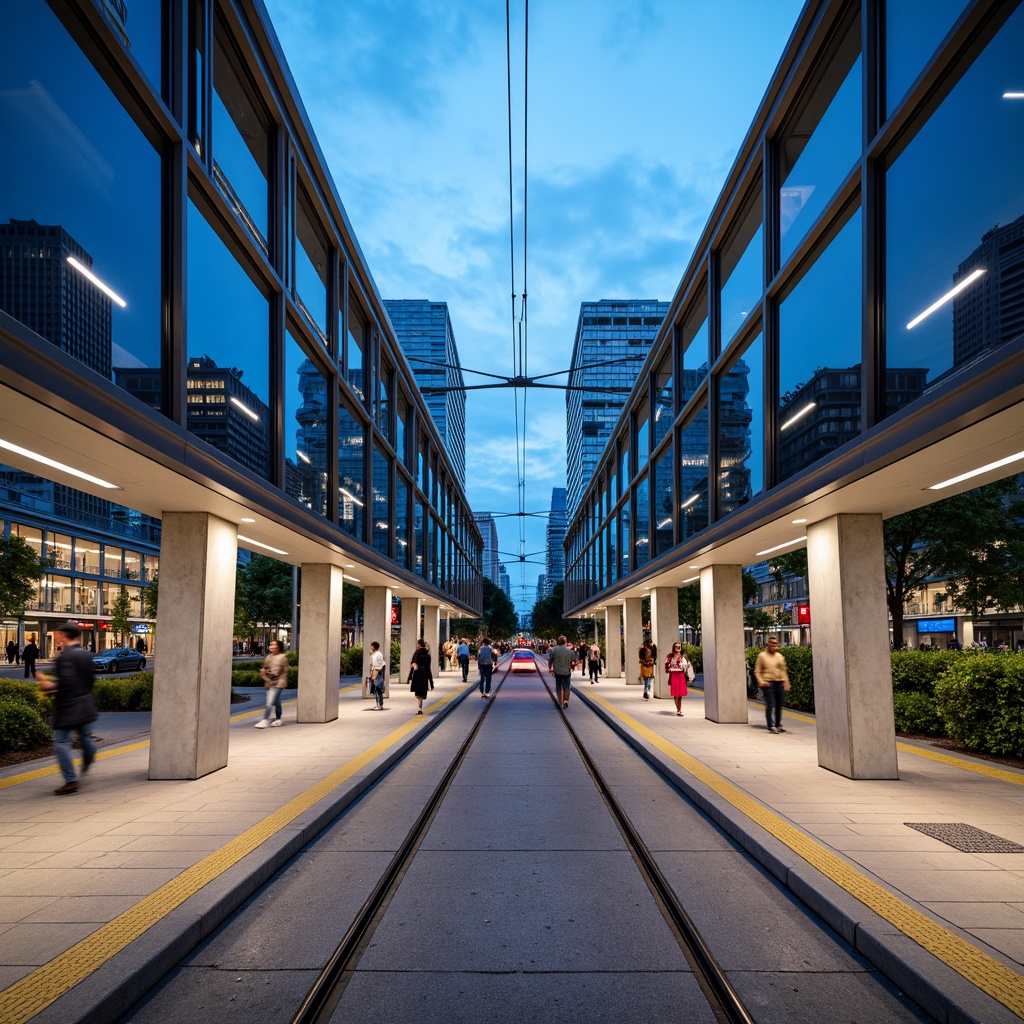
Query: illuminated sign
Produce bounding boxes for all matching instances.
[917,618,955,634]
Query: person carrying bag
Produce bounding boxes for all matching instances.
[638,643,655,700]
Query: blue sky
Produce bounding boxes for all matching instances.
[262,0,806,613]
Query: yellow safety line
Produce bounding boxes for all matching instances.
[587,692,1024,1018]
[0,685,366,791]
[0,682,468,1023]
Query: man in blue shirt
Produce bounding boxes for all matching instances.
[547,635,575,710]
[457,638,470,682]
[477,637,495,698]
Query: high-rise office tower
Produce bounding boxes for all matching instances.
[473,512,499,585]
[544,487,567,594]
[566,299,670,518]
[498,561,511,601]
[383,299,466,485]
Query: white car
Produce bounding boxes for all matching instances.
[510,650,537,672]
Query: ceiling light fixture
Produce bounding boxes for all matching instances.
[907,268,986,329]
[296,450,311,464]
[928,451,1024,490]
[792,517,807,524]
[1003,91,1024,98]
[780,402,816,432]
[229,396,260,421]
[66,256,127,307]
[681,575,699,583]
[237,535,288,555]
[343,574,361,582]
[0,438,119,489]
[681,494,700,509]
[755,535,807,557]
[241,517,256,523]
[340,487,364,507]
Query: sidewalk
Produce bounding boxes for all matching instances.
[575,675,1024,1023]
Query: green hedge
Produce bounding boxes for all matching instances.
[889,649,977,696]
[93,672,154,711]
[680,644,702,673]
[934,653,1024,758]
[744,645,816,711]
[892,691,945,735]
[0,680,52,753]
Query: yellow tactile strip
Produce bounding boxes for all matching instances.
[588,692,1024,1020]
[0,683,465,1024]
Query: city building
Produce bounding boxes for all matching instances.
[544,487,567,594]
[473,512,500,585]
[497,561,511,601]
[383,300,467,486]
[565,299,670,519]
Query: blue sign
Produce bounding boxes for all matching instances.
[132,624,152,634]
[917,618,954,634]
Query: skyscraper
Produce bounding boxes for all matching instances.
[473,512,499,585]
[566,299,670,518]
[544,487,567,595]
[498,561,511,601]
[383,299,467,485]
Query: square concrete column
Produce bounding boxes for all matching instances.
[623,598,642,684]
[150,512,237,780]
[604,605,622,678]
[807,514,898,779]
[700,565,748,723]
[297,564,343,723]
[362,586,393,695]
[423,603,441,674]
[650,587,678,699]
[400,597,420,680]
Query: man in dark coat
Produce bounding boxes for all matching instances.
[22,636,39,679]
[37,622,97,795]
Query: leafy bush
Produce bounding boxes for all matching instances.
[745,645,815,711]
[680,644,702,672]
[892,691,945,735]
[93,672,153,711]
[341,646,363,676]
[230,666,298,688]
[934,653,1024,758]
[0,695,51,752]
[890,649,975,696]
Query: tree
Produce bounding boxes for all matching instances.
[110,588,133,647]
[143,572,158,619]
[744,607,773,637]
[678,583,700,639]
[530,582,585,642]
[480,578,518,638]
[236,555,293,647]
[0,535,51,619]
[768,549,807,587]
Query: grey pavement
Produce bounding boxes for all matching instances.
[0,665,1020,1022]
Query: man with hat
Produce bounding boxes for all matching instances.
[37,621,98,794]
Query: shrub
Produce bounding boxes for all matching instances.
[93,672,153,711]
[892,691,945,735]
[341,646,363,676]
[0,695,51,753]
[934,653,1024,758]
[890,649,975,696]
[745,645,815,711]
[680,644,702,672]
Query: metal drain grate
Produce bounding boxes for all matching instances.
[905,822,1024,853]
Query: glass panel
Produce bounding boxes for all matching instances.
[653,355,673,447]
[104,545,123,577]
[44,531,72,570]
[884,8,1024,417]
[680,401,710,540]
[284,331,329,516]
[608,511,618,584]
[635,396,649,469]
[681,284,709,388]
[779,14,861,264]
[188,0,205,154]
[73,580,97,614]
[886,1,969,116]
[378,360,392,442]
[415,499,426,577]
[295,190,328,344]
[338,393,365,540]
[186,201,270,478]
[213,22,269,251]
[778,211,862,482]
[394,474,409,567]
[396,398,408,465]
[619,440,629,491]
[123,548,142,580]
[635,475,650,568]
[371,448,390,557]
[718,332,764,515]
[74,536,100,574]
[346,295,366,400]
[114,0,162,92]
[0,2,162,407]
[719,189,763,347]
[619,499,631,577]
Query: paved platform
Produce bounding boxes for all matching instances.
[0,665,1021,1023]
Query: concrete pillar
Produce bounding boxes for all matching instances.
[807,514,898,780]
[650,587,678,699]
[150,512,237,780]
[400,597,420,681]
[362,586,393,696]
[700,565,748,723]
[604,605,622,678]
[423,603,441,675]
[623,597,642,684]
[297,564,343,723]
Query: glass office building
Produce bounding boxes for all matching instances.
[0,0,482,614]
[565,0,1024,611]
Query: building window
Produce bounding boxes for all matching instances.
[719,185,762,350]
[717,332,763,515]
[284,330,329,517]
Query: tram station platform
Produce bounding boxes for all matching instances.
[0,663,1021,1023]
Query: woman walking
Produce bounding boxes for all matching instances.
[638,643,655,700]
[409,637,434,715]
[665,642,693,716]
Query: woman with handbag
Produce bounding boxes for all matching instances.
[409,637,434,715]
[638,643,655,700]
[665,642,693,717]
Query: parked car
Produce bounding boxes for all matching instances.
[92,647,147,673]
[510,650,537,673]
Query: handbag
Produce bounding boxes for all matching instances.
[362,676,373,699]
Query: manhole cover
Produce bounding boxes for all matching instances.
[904,822,1024,853]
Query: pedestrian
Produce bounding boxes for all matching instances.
[22,636,39,679]
[36,622,97,795]
[638,643,655,700]
[366,639,387,711]
[755,636,791,734]
[255,639,288,727]
[587,642,602,684]
[665,642,694,717]
[5,639,15,664]
[438,640,446,675]
[477,636,495,698]
[409,637,433,714]
[548,634,575,709]
[456,637,470,682]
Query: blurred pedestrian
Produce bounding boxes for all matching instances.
[587,642,602,684]
[367,640,387,711]
[548,635,575,709]
[409,637,433,714]
[477,636,495,698]
[255,639,288,727]
[755,637,790,734]
[5,639,15,664]
[638,643,655,700]
[22,636,39,679]
[456,638,470,681]
[36,622,97,795]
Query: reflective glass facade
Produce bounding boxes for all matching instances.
[566,0,1022,612]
